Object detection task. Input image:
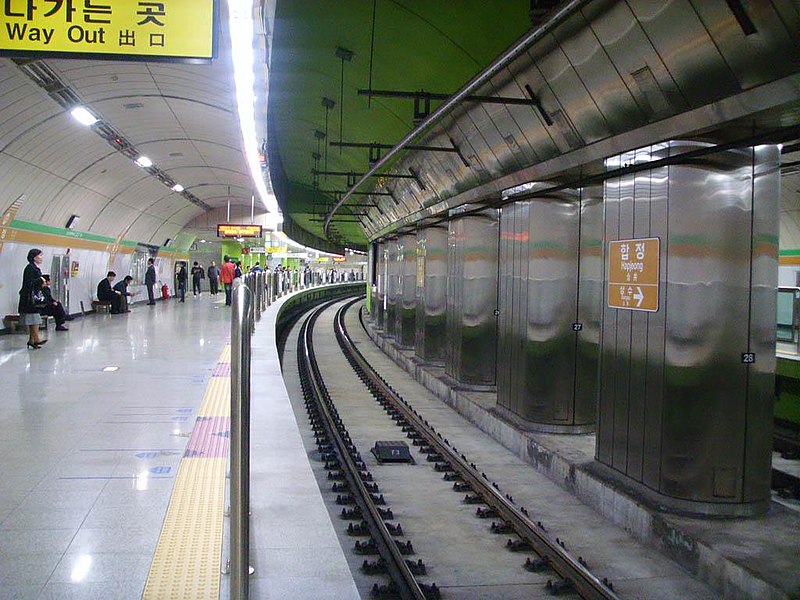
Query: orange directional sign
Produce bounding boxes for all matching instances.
[608,237,660,312]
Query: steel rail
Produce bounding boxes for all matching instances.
[336,298,622,600]
[323,0,591,236]
[298,300,428,600]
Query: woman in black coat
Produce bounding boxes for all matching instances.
[18,248,46,349]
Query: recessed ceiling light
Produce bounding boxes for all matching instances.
[172,183,184,192]
[136,156,152,168]
[102,366,119,372]
[70,106,98,126]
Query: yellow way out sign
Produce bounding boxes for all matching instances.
[0,0,215,61]
[608,237,660,312]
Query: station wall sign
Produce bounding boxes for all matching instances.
[0,0,216,62]
[607,237,660,312]
[217,224,263,238]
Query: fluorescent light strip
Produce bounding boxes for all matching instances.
[70,106,98,126]
[228,1,280,217]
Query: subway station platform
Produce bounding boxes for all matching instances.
[0,289,358,600]
[1,288,798,600]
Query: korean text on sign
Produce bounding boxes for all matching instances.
[1,0,214,60]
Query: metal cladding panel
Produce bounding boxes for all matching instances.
[642,147,670,490]
[446,211,498,386]
[497,202,529,416]
[396,233,417,348]
[597,142,778,510]
[415,227,448,363]
[523,195,580,424]
[374,242,386,327]
[629,0,740,107]
[385,239,399,337]
[744,145,779,503]
[446,220,464,379]
[574,187,604,427]
[689,0,798,90]
[553,14,644,136]
[496,208,511,411]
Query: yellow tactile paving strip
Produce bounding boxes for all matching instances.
[142,346,231,600]
[219,344,231,364]
[200,377,231,417]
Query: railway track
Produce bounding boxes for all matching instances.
[296,296,623,599]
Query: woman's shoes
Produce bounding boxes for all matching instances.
[26,341,41,349]
[37,339,47,345]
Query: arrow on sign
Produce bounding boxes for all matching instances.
[633,287,644,307]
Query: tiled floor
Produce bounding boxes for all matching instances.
[0,294,232,600]
[1,288,360,600]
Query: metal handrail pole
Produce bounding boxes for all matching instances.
[230,283,252,600]
[254,272,262,321]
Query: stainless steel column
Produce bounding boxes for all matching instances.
[374,241,386,328]
[230,283,252,598]
[415,226,448,364]
[385,238,399,338]
[445,209,499,388]
[496,187,601,432]
[596,141,779,516]
[396,233,417,348]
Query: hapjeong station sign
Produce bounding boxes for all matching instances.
[0,0,216,61]
[607,237,660,312]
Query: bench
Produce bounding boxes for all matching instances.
[91,300,112,314]
[3,314,50,332]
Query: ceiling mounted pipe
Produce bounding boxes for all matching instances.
[322,0,591,237]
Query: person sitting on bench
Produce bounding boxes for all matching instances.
[97,271,123,314]
[40,274,70,331]
[113,275,138,313]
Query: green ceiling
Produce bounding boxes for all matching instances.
[269,0,531,247]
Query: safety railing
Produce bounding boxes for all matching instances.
[230,278,253,600]
[227,270,366,599]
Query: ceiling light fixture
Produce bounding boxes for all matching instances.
[136,156,153,168]
[70,106,98,126]
[172,183,184,192]
[228,0,280,219]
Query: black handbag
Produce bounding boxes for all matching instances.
[31,287,46,309]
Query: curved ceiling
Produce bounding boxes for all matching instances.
[268,0,533,246]
[0,6,251,249]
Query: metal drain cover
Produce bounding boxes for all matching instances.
[371,441,412,463]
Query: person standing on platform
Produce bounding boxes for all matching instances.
[113,275,138,312]
[191,261,204,296]
[234,260,243,280]
[19,248,46,349]
[97,271,123,314]
[176,262,187,303]
[207,261,219,295]
[40,274,69,331]
[145,257,157,305]
[220,255,236,306]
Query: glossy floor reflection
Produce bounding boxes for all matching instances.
[0,294,232,600]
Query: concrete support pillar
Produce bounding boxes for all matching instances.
[596,142,779,516]
[415,226,448,364]
[445,209,498,389]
